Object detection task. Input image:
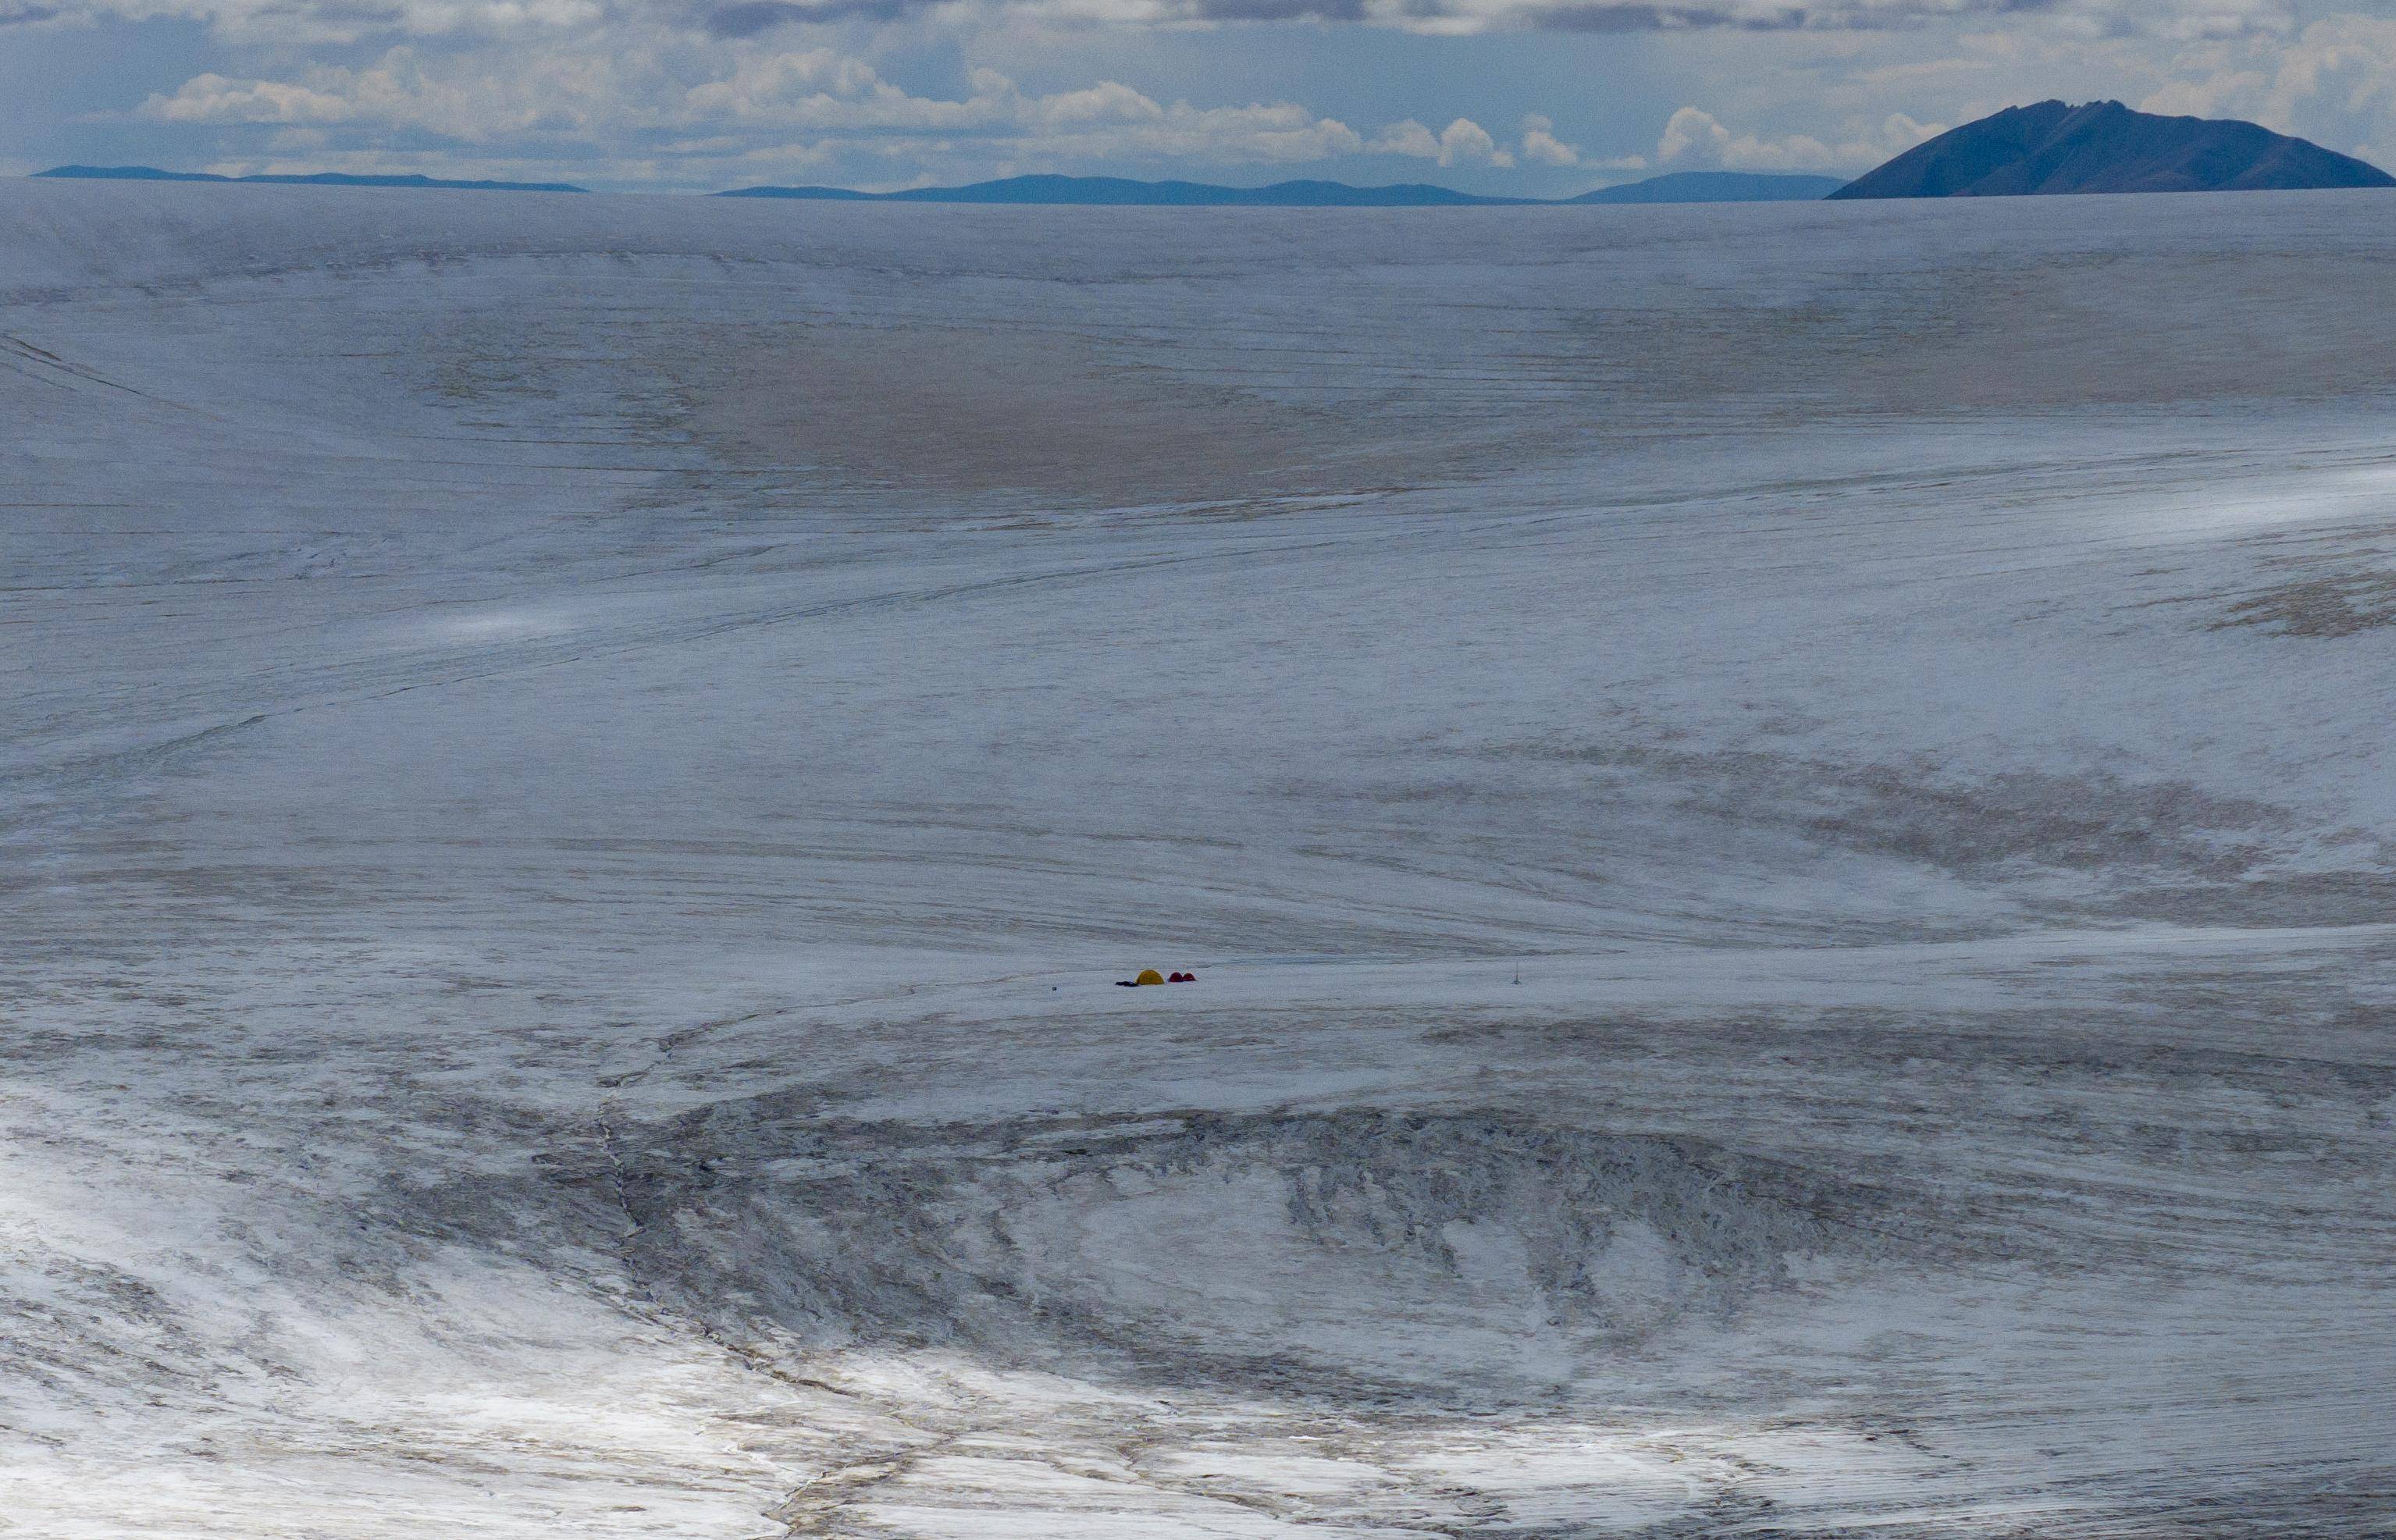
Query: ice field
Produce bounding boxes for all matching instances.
[5,179,2396,1536]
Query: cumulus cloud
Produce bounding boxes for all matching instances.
[142,48,630,136]
[2139,70,2268,119]
[144,73,361,123]
[1518,113,1579,165]
[1655,103,1939,170]
[2048,0,2289,44]
[1370,116,1515,165]
[2141,14,2396,160]
[142,44,1370,164]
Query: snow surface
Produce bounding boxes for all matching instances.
[5,179,2396,1537]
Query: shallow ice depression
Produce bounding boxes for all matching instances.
[596,1108,1888,1389]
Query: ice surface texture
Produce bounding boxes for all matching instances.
[5,180,2396,1537]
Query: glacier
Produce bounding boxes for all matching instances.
[4,178,2395,1537]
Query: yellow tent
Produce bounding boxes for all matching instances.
[1134,968,1165,986]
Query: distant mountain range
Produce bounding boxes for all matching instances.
[721,174,1532,205]
[38,114,2396,208]
[716,170,1844,206]
[32,165,589,194]
[1568,172,1847,204]
[1831,101,2396,198]
[32,163,1842,206]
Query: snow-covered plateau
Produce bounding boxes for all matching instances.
[4,180,2394,1537]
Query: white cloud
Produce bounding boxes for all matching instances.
[144,73,358,124]
[2140,15,2396,162]
[141,42,1370,165]
[141,47,631,137]
[1367,118,1439,158]
[1519,113,1579,165]
[1656,104,1940,170]
[1371,116,1515,166]
[2139,70,2270,119]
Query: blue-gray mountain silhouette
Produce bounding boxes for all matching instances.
[1568,172,1843,203]
[1829,101,2395,198]
[720,175,1533,205]
[33,165,588,194]
[32,164,1846,208]
[718,171,1837,206]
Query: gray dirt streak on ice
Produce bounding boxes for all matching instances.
[5,180,2396,1537]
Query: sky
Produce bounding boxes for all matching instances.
[2,0,2394,193]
